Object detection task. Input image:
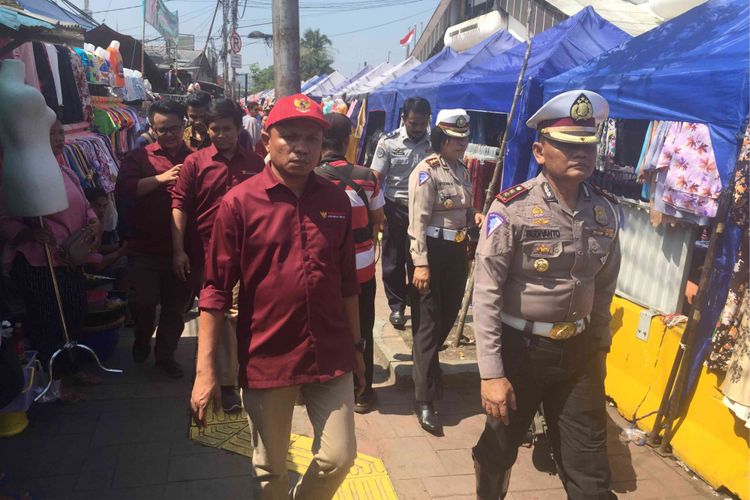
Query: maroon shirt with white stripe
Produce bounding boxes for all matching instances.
[317,154,385,283]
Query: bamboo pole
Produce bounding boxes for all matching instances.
[651,184,735,452]
[452,7,534,347]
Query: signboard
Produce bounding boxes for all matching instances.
[177,34,194,51]
[230,53,242,69]
[230,31,242,54]
[145,0,179,41]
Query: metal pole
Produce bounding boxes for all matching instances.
[453,4,533,347]
[244,72,248,101]
[272,0,301,97]
[141,0,146,73]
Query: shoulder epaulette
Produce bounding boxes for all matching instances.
[496,184,529,204]
[425,157,440,168]
[384,129,400,139]
[590,184,619,204]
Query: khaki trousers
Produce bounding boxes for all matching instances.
[241,373,357,500]
[193,267,239,387]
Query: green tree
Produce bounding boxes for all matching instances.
[248,63,274,93]
[300,28,334,80]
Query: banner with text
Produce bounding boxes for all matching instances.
[145,0,179,41]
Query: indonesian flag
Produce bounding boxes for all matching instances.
[400,26,416,46]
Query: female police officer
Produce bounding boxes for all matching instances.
[408,109,484,433]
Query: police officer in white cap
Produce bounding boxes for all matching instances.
[471,91,621,498]
[408,109,484,433]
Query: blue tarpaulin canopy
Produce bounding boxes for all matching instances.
[368,29,521,131]
[545,0,749,398]
[17,0,95,29]
[438,6,630,188]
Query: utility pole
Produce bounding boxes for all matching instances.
[230,0,239,100]
[221,0,229,95]
[272,0,300,97]
[244,73,248,101]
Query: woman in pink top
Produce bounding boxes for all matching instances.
[0,119,101,402]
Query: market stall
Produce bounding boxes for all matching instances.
[544,0,749,496]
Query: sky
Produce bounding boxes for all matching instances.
[69,0,441,78]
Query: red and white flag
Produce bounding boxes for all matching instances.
[400,26,416,46]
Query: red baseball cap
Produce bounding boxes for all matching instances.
[265,93,329,130]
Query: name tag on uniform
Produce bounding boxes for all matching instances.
[524,228,561,240]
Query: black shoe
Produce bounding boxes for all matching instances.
[155,358,184,379]
[389,310,406,329]
[132,341,151,363]
[221,386,242,413]
[355,387,377,414]
[416,401,442,435]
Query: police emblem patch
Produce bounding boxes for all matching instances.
[594,205,608,225]
[418,171,431,185]
[486,212,506,237]
[376,147,385,158]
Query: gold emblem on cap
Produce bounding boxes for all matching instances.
[456,115,467,128]
[294,98,311,113]
[443,198,454,209]
[570,94,593,122]
[534,258,549,272]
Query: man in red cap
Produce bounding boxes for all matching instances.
[190,93,365,499]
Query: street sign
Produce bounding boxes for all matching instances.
[230,53,242,69]
[230,31,242,54]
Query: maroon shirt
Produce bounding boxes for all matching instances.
[171,143,264,266]
[115,142,193,255]
[199,165,360,389]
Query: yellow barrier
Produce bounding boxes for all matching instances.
[606,296,750,499]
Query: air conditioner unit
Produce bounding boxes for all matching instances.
[444,10,505,52]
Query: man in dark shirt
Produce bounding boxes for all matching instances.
[190,94,365,499]
[115,100,193,378]
[172,99,264,412]
[183,91,212,150]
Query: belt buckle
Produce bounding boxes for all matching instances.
[549,322,577,340]
[454,229,467,243]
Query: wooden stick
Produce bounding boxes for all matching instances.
[452,7,534,347]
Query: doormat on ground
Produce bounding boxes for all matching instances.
[189,408,398,499]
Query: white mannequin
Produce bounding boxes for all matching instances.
[0,60,68,216]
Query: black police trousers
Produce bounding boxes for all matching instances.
[411,237,467,402]
[473,325,613,500]
[382,199,412,313]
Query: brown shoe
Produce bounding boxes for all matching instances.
[155,358,184,379]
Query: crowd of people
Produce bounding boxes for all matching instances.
[0,86,624,499]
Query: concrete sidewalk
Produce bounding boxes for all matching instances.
[0,281,721,499]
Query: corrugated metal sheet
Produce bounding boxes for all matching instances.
[615,199,696,314]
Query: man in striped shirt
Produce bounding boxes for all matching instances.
[316,112,385,413]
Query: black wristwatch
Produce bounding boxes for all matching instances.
[354,338,367,353]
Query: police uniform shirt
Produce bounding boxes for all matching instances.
[371,127,432,203]
[408,153,475,267]
[472,173,622,379]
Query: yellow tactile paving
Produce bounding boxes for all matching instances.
[190,408,398,499]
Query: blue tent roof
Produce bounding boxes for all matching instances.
[436,7,630,189]
[545,0,749,396]
[440,7,629,114]
[545,0,748,186]
[368,29,521,130]
[17,0,95,29]
[301,74,327,92]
